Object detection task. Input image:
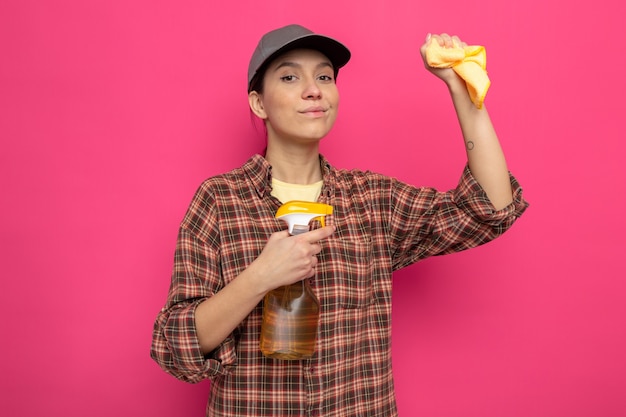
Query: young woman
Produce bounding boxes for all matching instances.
[151,24,528,416]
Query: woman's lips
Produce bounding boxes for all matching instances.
[300,106,327,117]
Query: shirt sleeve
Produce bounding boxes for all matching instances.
[150,185,237,384]
[388,165,528,270]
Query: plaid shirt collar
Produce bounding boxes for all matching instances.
[243,153,335,200]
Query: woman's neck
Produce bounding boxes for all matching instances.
[265,144,322,185]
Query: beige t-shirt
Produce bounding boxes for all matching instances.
[271,178,323,203]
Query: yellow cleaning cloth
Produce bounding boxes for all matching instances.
[425,37,490,109]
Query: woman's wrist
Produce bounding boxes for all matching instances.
[445,74,468,96]
[239,261,274,297]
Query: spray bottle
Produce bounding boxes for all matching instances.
[259,201,333,360]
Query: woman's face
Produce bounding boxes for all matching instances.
[249,48,340,146]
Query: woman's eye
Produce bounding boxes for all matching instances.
[280,75,297,82]
[318,75,334,82]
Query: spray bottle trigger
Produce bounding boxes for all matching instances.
[316,216,326,227]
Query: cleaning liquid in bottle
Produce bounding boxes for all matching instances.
[259,201,333,360]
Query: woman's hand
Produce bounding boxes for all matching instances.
[249,226,335,293]
[419,33,466,87]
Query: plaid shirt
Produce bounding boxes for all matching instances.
[151,154,528,416]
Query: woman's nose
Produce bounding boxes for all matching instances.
[302,79,322,99]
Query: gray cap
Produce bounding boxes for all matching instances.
[247,24,351,92]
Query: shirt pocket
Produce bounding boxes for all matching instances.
[330,237,375,309]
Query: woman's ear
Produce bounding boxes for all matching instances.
[248,91,267,119]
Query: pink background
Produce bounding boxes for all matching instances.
[2,0,625,416]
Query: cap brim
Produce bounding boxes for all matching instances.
[272,34,351,71]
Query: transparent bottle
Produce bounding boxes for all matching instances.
[260,226,320,360]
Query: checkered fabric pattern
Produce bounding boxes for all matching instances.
[151,154,528,416]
